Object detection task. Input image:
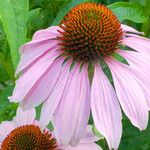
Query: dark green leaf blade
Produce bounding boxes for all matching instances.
[0,0,29,68]
[108,2,147,23]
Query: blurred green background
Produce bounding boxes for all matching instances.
[0,0,150,149]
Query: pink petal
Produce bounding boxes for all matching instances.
[118,50,150,75]
[122,37,150,54]
[16,40,59,74]
[13,107,36,126]
[16,26,62,74]
[9,50,59,103]
[53,65,90,146]
[79,126,99,144]
[39,60,71,127]
[121,24,143,35]
[20,58,65,110]
[59,125,101,150]
[32,26,62,40]
[117,50,150,108]
[91,64,122,150]
[0,121,15,142]
[62,143,102,150]
[130,70,150,109]
[125,33,145,38]
[106,59,149,130]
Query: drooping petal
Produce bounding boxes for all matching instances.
[122,37,150,54]
[91,64,122,150]
[117,50,150,109]
[79,126,99,144]
[0,121,15,143]
[16,41,59,74]
[53,65,90,146]
[106,58,149,130]
[62,143,102,150]
[20,58,65,110]
[121,24,143,35]
[60,125,101,150]
[16,26,62,74]
[129,69,150,109]
[32,26,62,40]
[9,50,60,103]
[13,107,36,126]
[118,50,150,76]
[39,60,71,127]
[125,33,145,38]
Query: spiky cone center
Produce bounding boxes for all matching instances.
[1,125,58,150]
[58,2,123,63]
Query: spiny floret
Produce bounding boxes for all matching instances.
[1,125,58,150]
[58,2,123,63]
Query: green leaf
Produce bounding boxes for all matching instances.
[27,8,41,24]
[27,0,67,37]
[0,22,15,81]
[108,2,147,23]
[0,85,18,122]
[0,64,9,83]
[130,0,146,5]
[0,0,29,68]
[119,116,150,150]
[52,0,100,26]
[142,0,150,37]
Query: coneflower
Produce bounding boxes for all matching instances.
[0,107,101,150]
[9,2,150,149]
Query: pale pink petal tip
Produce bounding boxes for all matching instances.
[13,107,36,126]
[80,126,99,144]
[122,36,150,54]
[106,59,149,131]
[16,26,62,74]
[62,125,102,150]
[62,143,102,150]
[121,24,144,35]
[9,50,60,106]
[32,26,62,40]
[20,58,65,111]
[91,64,122,150]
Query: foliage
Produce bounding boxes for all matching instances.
[0,0,150,149]
[108,2,147,23]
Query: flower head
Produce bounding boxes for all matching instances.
[0,107,101,150]
[58,3,122,62]
[0,107,57,150]
[9,2,150,150]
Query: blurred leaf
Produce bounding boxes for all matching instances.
[130,0,146,5]
[27,0,66,37]
[107,0,122,5]
[108,2,147,23]
[119,116,150,150]
[0,23,15,81]
[28,8,41,23]
[142,0,150,37]
[0,85,17,122]
[52,0,101,26]
[0,22,7,56]
[0,0,29,68]
[0,64,9,83]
